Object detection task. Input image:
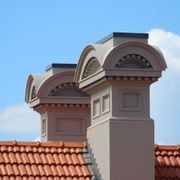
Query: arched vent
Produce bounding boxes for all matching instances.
[115,54,153,69]
[49,83,89,97]
[31,86,36,100]
[82,57,101,79]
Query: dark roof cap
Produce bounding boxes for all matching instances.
[96,32,149,44]
[46,63,77,71]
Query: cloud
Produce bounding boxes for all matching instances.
[0,103,40,134]
[34,136,41,141]
[148,28,180,144]
[148,28,180,72]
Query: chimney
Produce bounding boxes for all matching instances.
[25,63,90,142]
[74,32,167,180]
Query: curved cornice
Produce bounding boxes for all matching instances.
[37,71,75,97]
[102,41,167,70]
[75,41,167,87]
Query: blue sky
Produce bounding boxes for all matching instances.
[0,0,179,144]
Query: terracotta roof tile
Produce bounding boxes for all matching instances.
[155,144,180,179]
[1,141,179,179]
[59,153,67,165]
[75,165,83,176]
[0,141,92,179]
[72,153,80,165]
[56,165,65,176]
[52,153,60,164]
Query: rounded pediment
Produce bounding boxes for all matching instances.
[25,71,77,103]
[37,71,75,97]
[102,41,167,71]
[25,74,47,103]
[74,44,109,83]
[75,40,167,90]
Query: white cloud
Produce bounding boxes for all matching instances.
[148,28,180,144]
[149,28,180,72]
[0,103,40,134]
[34,136,41,141]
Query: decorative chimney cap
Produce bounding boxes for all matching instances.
[25,63,88,106]
[74,32,167,89]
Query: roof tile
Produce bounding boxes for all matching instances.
[75,165,83,176]
[9,152,17,163]
[46,153,55,164]
[0,153,4,163]
[40,153,48,164]
[81,165,91,176]
[78,154,86,165]
[34,153,42,164]
[155,145,180,179]
[20,164,27,175]
[71,153,80,165]
[55,165,65,176]
[63,165,71,176]
[3,153,10,163]
[16,153,23,164]
[176,156,180,166]
[6,164,14,175]
[25,164,32,176]
[59,153,67,165]
[27,153,36,164]
[21,152,30,164]
[52,153,61,164]
[169,156,177,166]
[50,164,58,176]
[12,164,20,175]
[0,141,92,178]
[31,164,40,176]
[1,141,179,179]
[37,164,46,176]
[65,154,73,165]
[44,164,53,176]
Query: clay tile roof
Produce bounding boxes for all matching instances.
[1,141,180,179]
[0,141,92,179]
[155,144,180,179]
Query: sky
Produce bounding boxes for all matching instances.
[0,0,179,144]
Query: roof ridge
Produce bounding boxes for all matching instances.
[1,141,179,149]
[0,141,87,148]
[155,144,180,151]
